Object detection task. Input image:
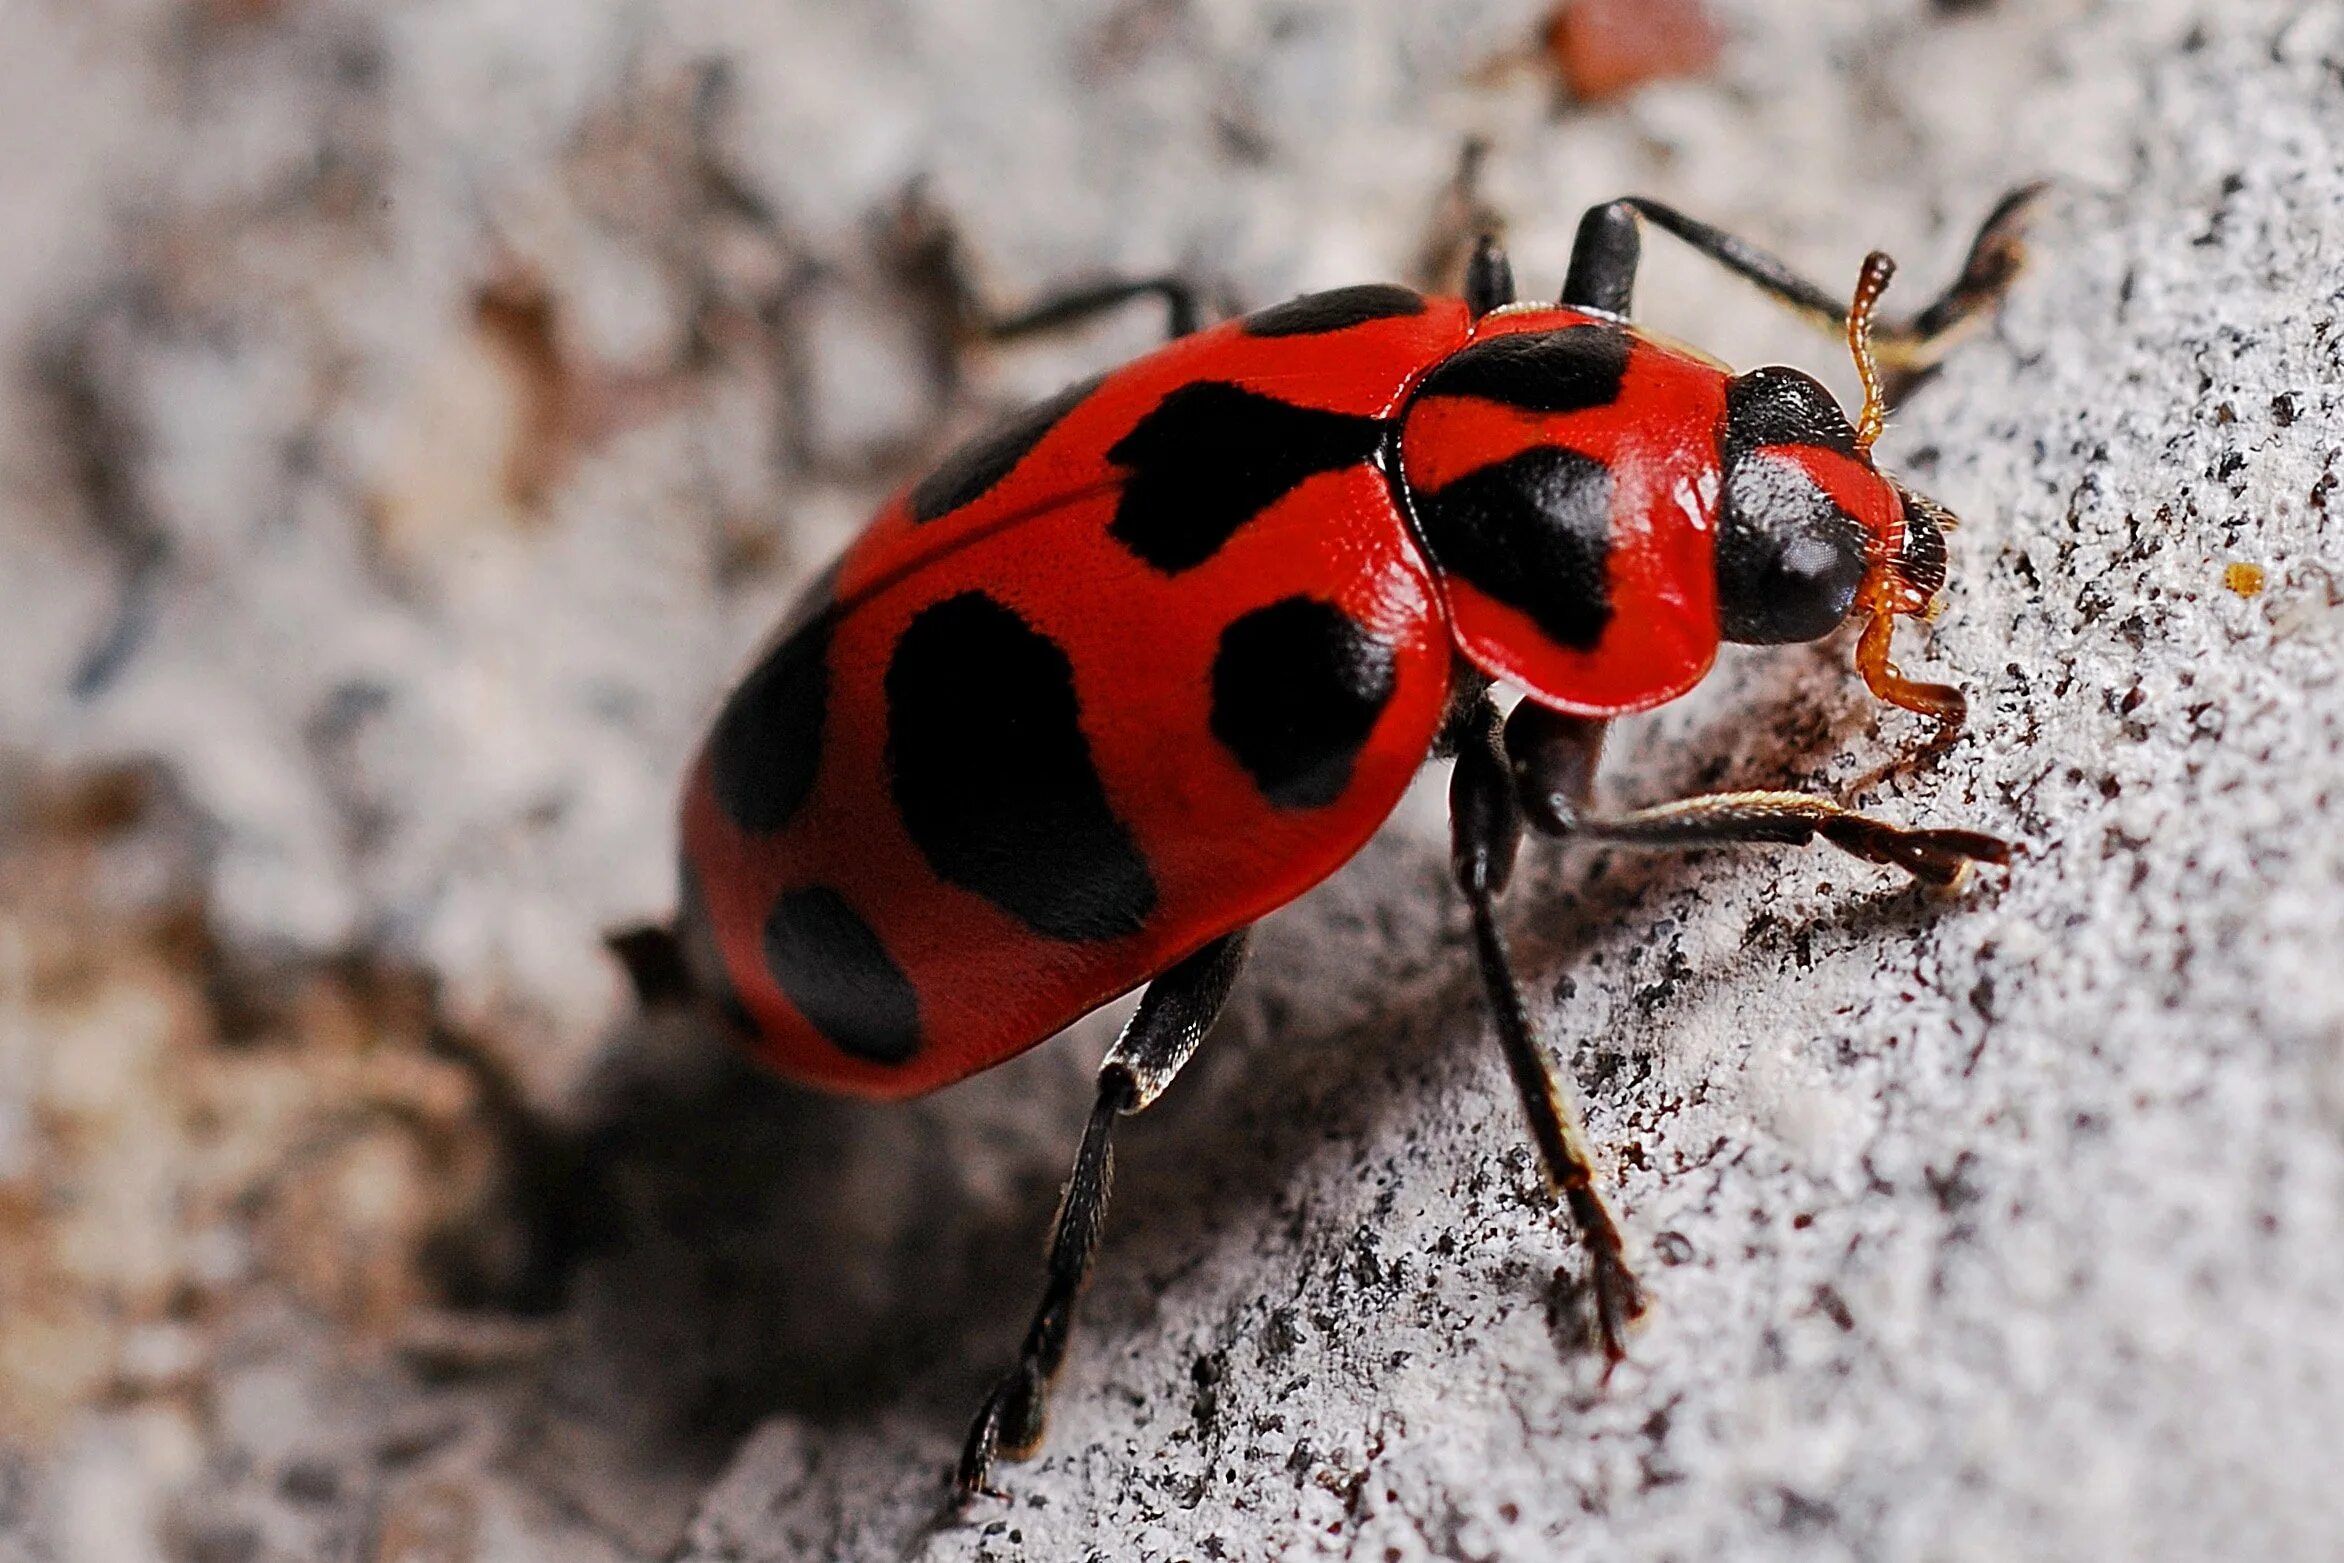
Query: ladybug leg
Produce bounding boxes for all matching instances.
[1464,233,1517,320]
[603,923,696,1008]
[1565,186,2044,381]
[971,274,1205,343]
[1503,703,2012,889]
[1448,694,1647,1368]
[954,928,1252,1502]
[1565,795,2008,886]
[1561,201,1642,316]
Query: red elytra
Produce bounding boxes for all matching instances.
[681,292,1465,1098]
[636,189,2037,1497]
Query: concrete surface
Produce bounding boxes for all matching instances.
[2,1,2341,1560]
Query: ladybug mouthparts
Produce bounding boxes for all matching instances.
[1888,481,1952,605]
[1853,478,1966,727]
[1844,250,1971,731]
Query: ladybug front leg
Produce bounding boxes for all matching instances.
[1503,704,2011,887]
[954,928,1252,1502]
[1448,694,1647,1367]
[1562,186,2042,386]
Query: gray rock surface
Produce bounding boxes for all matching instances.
[2,1,2341,1560]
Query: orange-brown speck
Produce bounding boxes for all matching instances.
[1545,0,1722,102]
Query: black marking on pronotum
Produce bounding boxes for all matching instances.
[1107,382,1386,574]
[1722,366,1861,460]
[1413,446,1615,651]
[1210,597,1398,810]
[885,591,1157,942]
[762,887,922,1065]
[1716,451,1868,645]
[708,607,833,835]
[1412,325,1630,416]
[907,374,1105,523]
[1241,284,1428,338]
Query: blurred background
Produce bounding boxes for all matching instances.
[2,2,2340,1560]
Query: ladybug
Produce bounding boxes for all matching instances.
[624,187,2039,1498]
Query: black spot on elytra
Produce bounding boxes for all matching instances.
[907,374,1105,523]
[1241,284,1427,338]
[1414,325,1630,415]
[1210,596,1398,809]
[762,887,921,1065]
[1716,452,1867,644]
[1414,446,1614,651]
[708,608,832,834]
[1107,382,1386,573]
[885,592,1156,942]
[1723,367,1860,460]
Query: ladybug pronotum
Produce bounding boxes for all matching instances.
[621,187,2040,1497]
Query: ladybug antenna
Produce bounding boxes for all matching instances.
[1847,250,1894,456]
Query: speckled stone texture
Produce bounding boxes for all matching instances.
[2,2,2340,1561]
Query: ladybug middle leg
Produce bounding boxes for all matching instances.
[955,928,1252,1502]
[1562,185,2043,388]
[1447,692,1647,1365]
[1502,703,2013,886]
[1445,695,2016,1369]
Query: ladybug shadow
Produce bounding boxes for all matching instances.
[543,644,1986,1487]
[540,1002,1112,1453]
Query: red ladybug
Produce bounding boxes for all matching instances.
[624,188,2038,1497]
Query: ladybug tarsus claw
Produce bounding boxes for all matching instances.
[951,1459,1010,1508]
[1914,827,2015,868]
[952,1385,1013,1504]
[1896,827,2015,887]
[1589,1250,1646,1374]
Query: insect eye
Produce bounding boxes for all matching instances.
[1716,452,1869,644]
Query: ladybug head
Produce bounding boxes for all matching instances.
[1715,252,1970,728]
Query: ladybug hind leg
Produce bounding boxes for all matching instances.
[1448,694,1646,1366]
[968,273,1206,344]
[604,922,696,1008]
[954,928,1251,1502]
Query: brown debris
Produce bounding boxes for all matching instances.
[0,764,569,1443]
[1544,0,1722,103]
[472,273,695,515]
